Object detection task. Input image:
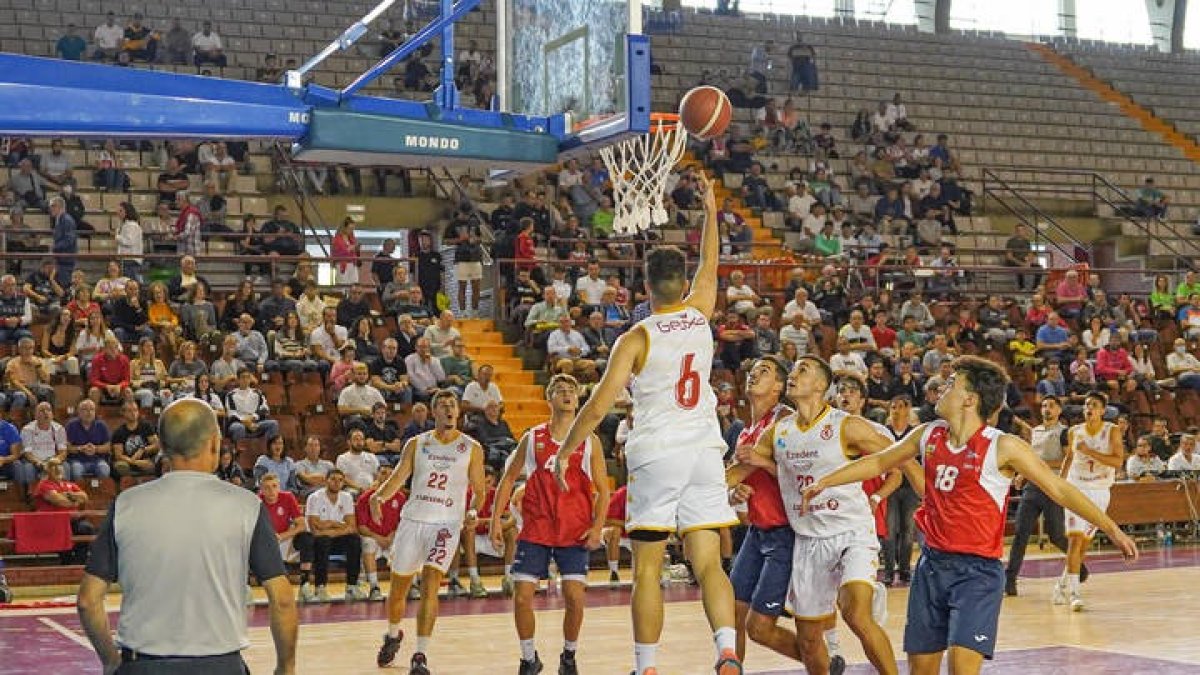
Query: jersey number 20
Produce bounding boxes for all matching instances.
[676,353,701,409]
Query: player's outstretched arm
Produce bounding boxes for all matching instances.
[684,170,720,317]
[555,328,646,489]
[371,437,418,521]
[802,423,927,509]
[999,434,1138,560]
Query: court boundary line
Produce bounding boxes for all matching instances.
[38,616,94,650]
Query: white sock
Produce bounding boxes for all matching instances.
[367,572,379,586]
[608,560,619,573]
[504,564,512,577]
[564,640,578,653]
[520,638,536,661]
[416,636,430,654]
[468,566,480,583]
[824,628,842,657]
[1067,573,1080,594]
[634,643,658,673]
[714,626,737,655]
[387,622,402,639]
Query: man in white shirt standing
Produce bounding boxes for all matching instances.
[93,12,124,61]
[305,468,365,601]
[1168,433,1200,471]
[546,315,596,383]
[191,20,228,66]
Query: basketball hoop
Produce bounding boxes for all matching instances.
[599,113,688,235]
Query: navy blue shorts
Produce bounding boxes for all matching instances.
[903,546,1005,659]
[730,525,794,617]
[511,541,590,583]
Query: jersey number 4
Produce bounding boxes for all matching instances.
[934,465,959,492]
[676,353,701,409]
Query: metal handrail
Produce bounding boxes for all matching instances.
[979,167,1087,263]
[271,141,332,256]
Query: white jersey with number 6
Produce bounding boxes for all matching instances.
[774,406,875,538]
[625,306,723,470]
[1066,422,1117,489]
[401,430,475,524]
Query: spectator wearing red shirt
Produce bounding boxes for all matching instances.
[871,311,897,359]
[453,467,514,598]
[31,458,95,563]
[88,335,131,405]
[356,466,405,600]
[514,218,538,281]
[258,473,315,600]
[1026,293,1050,331]
[1095,341,1136,393]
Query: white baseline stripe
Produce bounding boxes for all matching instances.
[38,616,94,650]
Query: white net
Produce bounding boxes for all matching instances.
[599,117,689,235]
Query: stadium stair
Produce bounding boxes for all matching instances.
[458,318,545,436]
[1028,42,1200,162]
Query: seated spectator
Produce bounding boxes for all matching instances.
[186,373,227,421]
[304,468,365,601]
[1126,436,1166,479]
[111,399,160,479]
[210,335,245,392]
[752,312,781,356]
[546,315,597,382]
[64,399,112,481]
[524,287,567,346]
[830,339,868,379]
[741,163,779,210]
[424,310,462,359]
[921,335,955,375]
[108,279,153,343]
[1035,312,1074,366]
[1135,177,1168,221]
[1177,293,1200,340]
[260,205,305,257]
[439,338,473,397]
[778,312,813,356]
[91,12,124,60]
[4,337,54,410]
[253,434,297,489]
[1167,338,1200,390]
[129,338,172,410]
[836,310,876,354]
[226,368,281,442]
[1054,270,1087,321]
[161,18,190,64]
[369,337,413,405]
[338,361,386,430]
[362,402,403,466]
[167,256,209,305]
[295,280,326,333]
[215,447,248,487]
[401,402,434,442]
[230,313,268,374]
[394,314,421,359]
[717,311,756,371]
[295,436,335,500]
[143,283,180,354]
[93,261,130,304]
[1081,316,1111,355]
[120,13,158,63]
[258,472,316,599]
[580,312,618,372]
[404,337,447,402]
[335,285,371,332]
[1167,433,1200,471]
[14,402,66,491]
[391,285,433,325]
[31,458,95,564]
[1008,328,1041,368]
[196,182,228,235]
[166,340,207,397]
[461,364,502,418]
[355,466,403,600]
[7,159,49,212]
[24,258,65,316]
[309,307,348,373]
[40,308,78,377]
[179,281,221,347]
[381,266,413,315]
[597,288,630,334]
[335,429,379,494]
[88,335,132,405]
[267,311,318,374]
[873,185,907,234]
[191,21,227,66]
[725,270,762,318]
[0,275,33,344]
[467,400,516,469]
[92,140,127,192]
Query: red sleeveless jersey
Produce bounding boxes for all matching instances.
[862,476,888,537]
[518,423,596,547]
[739,404,792,530]
[913,422,1012,559]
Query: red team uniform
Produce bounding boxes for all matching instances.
[904,422,1011,659]
[511,423,597,583]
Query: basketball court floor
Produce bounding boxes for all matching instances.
[3,546,1198,674]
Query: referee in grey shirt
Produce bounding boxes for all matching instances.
[77,399,298,674]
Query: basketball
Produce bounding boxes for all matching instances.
[678,85,732,140]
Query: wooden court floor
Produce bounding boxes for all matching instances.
[4,548,1200,674]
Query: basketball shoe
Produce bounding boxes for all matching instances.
[558,649,578,675]
[377,632,403,668]
[409,652,431,675]
[714,648,742,674]
[518,652,543,674]
[829,655,846,675]
[1070,593,1085,612]
[1051,578,1067,605]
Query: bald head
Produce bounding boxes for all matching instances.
[158,398,221,460]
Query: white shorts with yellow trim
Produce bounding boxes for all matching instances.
[787,528,880,620]
[626,445,738,535]
[1064,486,1111,539]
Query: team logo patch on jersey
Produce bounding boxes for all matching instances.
[445,497,454,509]
[820,425,834,441]
[435,528,453,546]
[457,442,467,454]
[276,506,285,516]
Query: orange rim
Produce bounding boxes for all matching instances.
[649,112,680,133]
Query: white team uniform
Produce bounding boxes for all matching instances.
[774,406,880,619]
[624,306,738,534]
[1064,422,1117,538]
[389,430,477,574]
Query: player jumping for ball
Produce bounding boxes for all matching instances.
[803,356,1138,675]
[554,172,743,675]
